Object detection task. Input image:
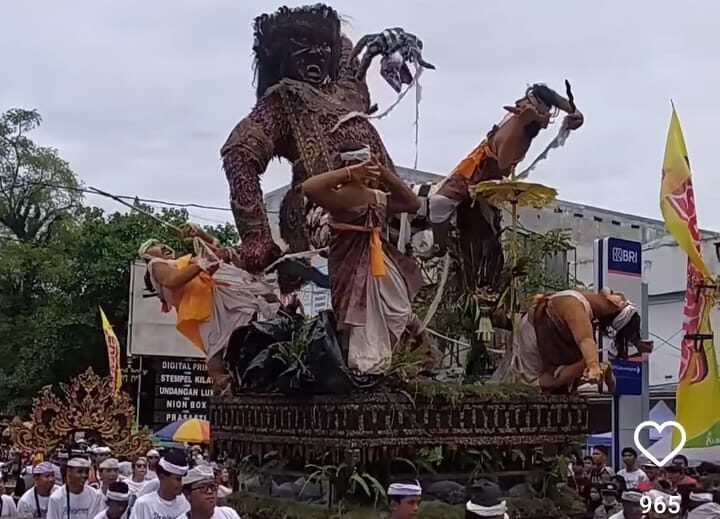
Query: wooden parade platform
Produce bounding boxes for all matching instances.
[209,382,589,459]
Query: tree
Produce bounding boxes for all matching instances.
[0,109,83,242]
[0,202,238,414]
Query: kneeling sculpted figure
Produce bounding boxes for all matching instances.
[221,4,432,275]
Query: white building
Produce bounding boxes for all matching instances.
[263,165,720,388]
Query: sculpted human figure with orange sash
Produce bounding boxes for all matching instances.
[498,288,653,393]
[138,230,280,391]
[301,142,433,375]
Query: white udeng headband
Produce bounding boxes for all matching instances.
[690,492,714,503]
[158,457,189,476]
[466,500,508,517]
[611,304,638,331]
[340,147,372,163]
[387,482,422,497]
[106,490,130,502]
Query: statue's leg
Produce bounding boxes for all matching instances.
[538,360,585,392]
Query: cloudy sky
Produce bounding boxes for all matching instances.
[1,0,719,228]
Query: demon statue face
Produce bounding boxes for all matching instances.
[252,4,342,97]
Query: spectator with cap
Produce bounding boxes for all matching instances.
[123,459,147,500]
[129,450,189,519]
[590,447,615,485]
[90,448,112,487]
[0,471,17,519]
[608,491,643,519]
[181,465,240,519]
[639,460,661,486]
[465,480,507,519]
[16,462,59,518]
[387,481,422,519]
[47,458,103,519]
[593,482,622,519]
[687,491,720,519]
[92,482,129,519]
[616,448,648,490]
[143,452,158,482]
[93,460,119,496]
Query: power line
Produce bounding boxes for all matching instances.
[7,179,280,214]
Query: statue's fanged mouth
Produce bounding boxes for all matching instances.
[305,64,323,82]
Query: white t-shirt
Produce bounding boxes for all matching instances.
[616,468,649,490]
[134,482,157,500]
[91,509,128,519]
[608,512,625,519]
[0,494,17,518]
[209,507,241,519]
[17,486,61,518]
[129,492,188,519]
[46,485,103,519]
[121,480,145,498]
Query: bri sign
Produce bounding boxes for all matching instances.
[607,237,642,277]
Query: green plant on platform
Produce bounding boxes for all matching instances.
[302,460,386,516]
[270,318,316,390]
[394,446,444,477]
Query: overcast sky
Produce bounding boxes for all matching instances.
[1,0,719,229]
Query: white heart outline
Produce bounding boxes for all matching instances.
[633,420,687,467]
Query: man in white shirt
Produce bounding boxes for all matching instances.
[608,491,643,519]
[181,466,241,519]
[46,458,103,519]
[143,453,158,482]
[0,471,17,519]
[91,482,129,519]
[17,462,60,518]
[129,450,189,519]
[91,460,119,496]
[615,448,648,490]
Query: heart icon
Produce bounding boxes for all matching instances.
[633,420,687,467]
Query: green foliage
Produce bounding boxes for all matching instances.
[0,108,83,242]
[0,107,234,414]
[512,228,576,312]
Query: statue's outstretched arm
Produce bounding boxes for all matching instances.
[221,93,288,273]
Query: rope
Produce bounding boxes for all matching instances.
[421,253,450,327]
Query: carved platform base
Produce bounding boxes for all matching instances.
[209,384,588,461]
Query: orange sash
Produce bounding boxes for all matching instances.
[331,223,387,278]
[451,140,497,180]
[174,255,215,353]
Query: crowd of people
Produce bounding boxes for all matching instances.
[0,445,236,519]
[573,446,720,519]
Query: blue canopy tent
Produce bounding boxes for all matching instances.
[585,401,675,455]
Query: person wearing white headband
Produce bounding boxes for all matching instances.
[138,223,280,392]
[607,490,643,519]
[144,452,159,482]
[687,492,720,519]
[129,451,189,519]
[93,459,119,495]
[92,482,130,519]
[181,466,240,519]
[47,458,103,519]
[16,462,60,519]
[302,143,432,376]
[387,482,422,519]
[465,480,508,519]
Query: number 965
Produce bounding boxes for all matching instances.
[640,495,681,514]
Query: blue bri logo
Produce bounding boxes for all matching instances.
[606,238,642,276]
